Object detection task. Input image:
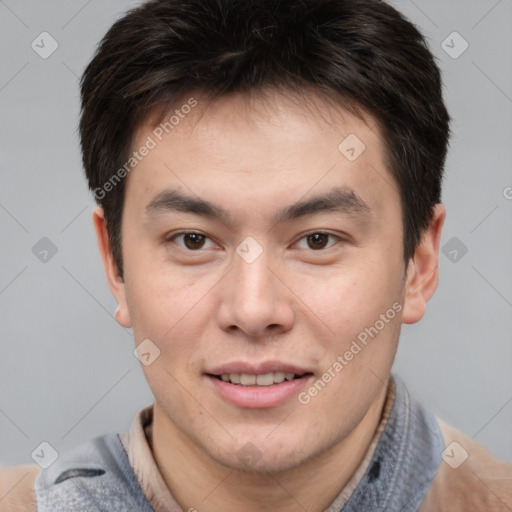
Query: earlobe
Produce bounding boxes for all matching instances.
[402,204,446,325]
[114,304,132,328]
[92,206,133,328]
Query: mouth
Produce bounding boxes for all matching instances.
[209,372,310,386]
[205,363,314,408]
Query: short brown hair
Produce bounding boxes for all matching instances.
[80,0,450,278]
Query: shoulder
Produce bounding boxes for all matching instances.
[0,464,40,512]
[0,433,121,512]
[419,417,512,511]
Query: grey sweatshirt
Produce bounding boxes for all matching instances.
[34,376,442,511]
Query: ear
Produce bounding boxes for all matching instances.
[92,206,132,328]
[402,204,446,324]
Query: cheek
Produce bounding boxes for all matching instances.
[124,259,213,353]
[298,268,397,336]
[293,262,404,383]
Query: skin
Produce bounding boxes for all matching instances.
[93,89,445,512]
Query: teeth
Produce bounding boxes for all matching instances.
[256,373,274,386]
[218,372,298,386]
[273,371,285,383]
[240,374,256,385]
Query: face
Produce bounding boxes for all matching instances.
[98,89,432,473]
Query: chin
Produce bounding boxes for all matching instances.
[205,431,323,474]
[215,448,308,474]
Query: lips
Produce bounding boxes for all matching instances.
[206,361,311,385]
[205,361,313,408]
[207,361,310,376]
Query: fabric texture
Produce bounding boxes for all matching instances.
[34,433,154,512]
[0,373,507,511]
[117,375,396,512]
[33,374,443,511]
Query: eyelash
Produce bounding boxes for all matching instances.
[169,231,218,251]
[167,230,343,252]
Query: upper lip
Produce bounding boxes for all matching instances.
[206,361,312,376]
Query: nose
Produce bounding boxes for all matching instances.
[216,246,295,339]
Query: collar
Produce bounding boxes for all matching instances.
[339,374,443,511]
[120,373,441,512]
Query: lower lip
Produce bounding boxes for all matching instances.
[206,375,313,409]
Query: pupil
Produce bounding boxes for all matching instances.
[185,233,205,249]
[308,233,328,250]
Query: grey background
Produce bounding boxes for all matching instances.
[0,0,511,468]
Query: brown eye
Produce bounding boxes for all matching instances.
[307,233,329,250]
[167,231,218,254]
[183,233,206,249]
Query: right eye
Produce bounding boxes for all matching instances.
[168,231,217,251]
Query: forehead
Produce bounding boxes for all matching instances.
[125,89,398,218]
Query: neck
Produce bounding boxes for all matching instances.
[150,381,389,512]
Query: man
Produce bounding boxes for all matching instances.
[1,0,511,510]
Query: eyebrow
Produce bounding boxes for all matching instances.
[144,187,372,227]
[145,190,232,224]
[275,187,372,224]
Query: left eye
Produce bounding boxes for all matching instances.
[295,232,339,250]
[171,232,216,250]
